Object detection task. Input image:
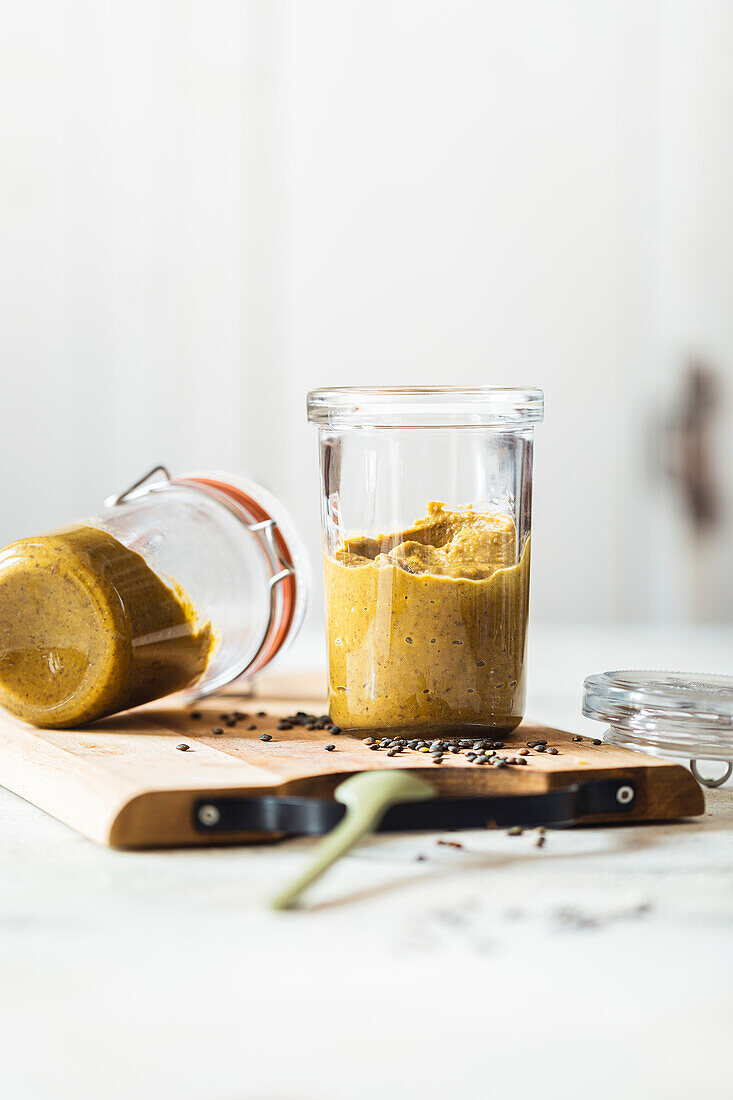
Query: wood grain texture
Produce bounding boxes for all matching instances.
[0,673,704,848]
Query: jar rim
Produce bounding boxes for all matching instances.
[307,386,544,428]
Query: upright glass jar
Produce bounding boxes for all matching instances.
[0,466,309,728]
[307,387,544,735]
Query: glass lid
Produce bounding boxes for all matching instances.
[583,670,733,786]
[307,387,544,428]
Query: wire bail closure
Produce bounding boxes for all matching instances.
[105,465,298,691]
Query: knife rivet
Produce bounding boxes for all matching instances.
[198,804,221,826]
[616,785,634,805]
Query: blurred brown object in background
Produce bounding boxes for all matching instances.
[662,361,723,532]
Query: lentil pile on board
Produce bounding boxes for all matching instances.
[324,502,529,734]
[0,527,213,729]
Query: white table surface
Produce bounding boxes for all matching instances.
[1,624,732,1100]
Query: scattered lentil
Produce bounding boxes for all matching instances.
[176,743,190,751]
[211,727,223,735]
[325,744,336,752]
[259,733,272,742]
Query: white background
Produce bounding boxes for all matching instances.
[2,0,733,629]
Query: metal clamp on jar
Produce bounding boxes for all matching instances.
[0,466,309,728]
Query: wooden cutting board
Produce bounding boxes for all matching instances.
[0,671,703,848]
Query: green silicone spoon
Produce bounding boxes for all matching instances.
[270,769,436,910]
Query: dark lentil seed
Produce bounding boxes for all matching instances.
[592,739,603,746]
[493,742,504,749]
[536,835,546,848]
[518,748,529,756]
[535,744,546,753]
[190,711,202,720]
[369,744,380,751]
[330,726,342,735]
[387,749,398,757]
[211,727,223,735]
[247,724,257,731]
[176,743,190,751]
[259,733,272,742]
[363,737,375,745]
[547,747,559,755]
[257,711,267,718]
[572,735,583,742]
[535,739,547,746]
[325,744,336,752]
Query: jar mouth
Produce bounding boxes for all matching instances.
[307,386,544,428]
[174,476,308,688]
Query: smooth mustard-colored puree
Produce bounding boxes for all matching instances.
[0,526,213,728]
[325,502,529,734]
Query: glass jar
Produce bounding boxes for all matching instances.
[307,386,544,735]
[0,466,309,728]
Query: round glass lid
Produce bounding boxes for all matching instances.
[583,670,733,785]
[306,386,544,428]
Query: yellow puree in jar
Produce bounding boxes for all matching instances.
[325,502,529,734]
[0,526,213,729]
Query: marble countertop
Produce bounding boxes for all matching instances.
[1,625,732,1100]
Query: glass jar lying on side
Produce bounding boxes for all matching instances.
[307,387,544,736]
[0,467,308,728]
